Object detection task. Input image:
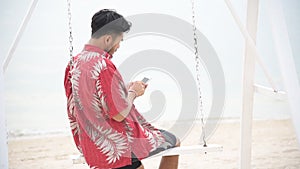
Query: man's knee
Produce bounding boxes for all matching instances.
[137,164,144,169]
[175,137,181,147]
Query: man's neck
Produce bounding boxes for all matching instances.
[88,38,106,51]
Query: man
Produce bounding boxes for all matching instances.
[64,9,180,169]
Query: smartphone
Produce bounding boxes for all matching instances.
[141,77,150,84]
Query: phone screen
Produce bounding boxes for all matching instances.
[142,77,150,83]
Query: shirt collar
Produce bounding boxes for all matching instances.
[83,44,112,59]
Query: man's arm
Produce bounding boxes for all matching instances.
[112,91,136,122]
[98,59,146,122]
[112,81,146,122]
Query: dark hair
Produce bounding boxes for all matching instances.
[91,9,131,38]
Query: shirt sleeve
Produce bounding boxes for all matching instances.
[98,59,129,119]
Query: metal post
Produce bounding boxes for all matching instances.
[267,0,300,147]
[0,67,8,169]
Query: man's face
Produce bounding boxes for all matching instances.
[108,33,123,56]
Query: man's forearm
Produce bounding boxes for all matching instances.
[112,92,136,122]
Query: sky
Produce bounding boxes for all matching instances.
[0,0,299,133]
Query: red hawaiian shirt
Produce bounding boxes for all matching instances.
[64,44,165,168]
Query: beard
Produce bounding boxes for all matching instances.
[108,46,118,56]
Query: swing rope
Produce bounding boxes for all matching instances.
[67,0,74,67]
[191,0,207,147]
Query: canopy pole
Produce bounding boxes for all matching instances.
[0,68,8,169]
[267,0,300,147]
[1,1,39,168]
[240,0,259,169]
[224,0,259,168]
[2,0,39,73]
[224,0,277,91]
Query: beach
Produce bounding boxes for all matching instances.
[8,119,300,169]
[2,0,300,168]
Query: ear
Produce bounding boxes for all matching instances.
[104,35,113,45]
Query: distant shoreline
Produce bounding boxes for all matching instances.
[7,118,292,140]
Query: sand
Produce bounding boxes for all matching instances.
[8,119,300,169]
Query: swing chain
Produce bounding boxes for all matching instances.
[67,0,74,66]
[191,0,207,147]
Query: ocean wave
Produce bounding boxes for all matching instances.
[8,129,71,140]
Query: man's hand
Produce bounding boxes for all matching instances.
[128,81,148,97]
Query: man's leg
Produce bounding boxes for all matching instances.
[158,139,180,169]
[114,153,143,169]
[137,164,144,169]
[114,161,143,169]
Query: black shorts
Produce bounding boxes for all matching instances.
[114,129,178,169]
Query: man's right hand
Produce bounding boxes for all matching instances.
[128,81,147,97]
